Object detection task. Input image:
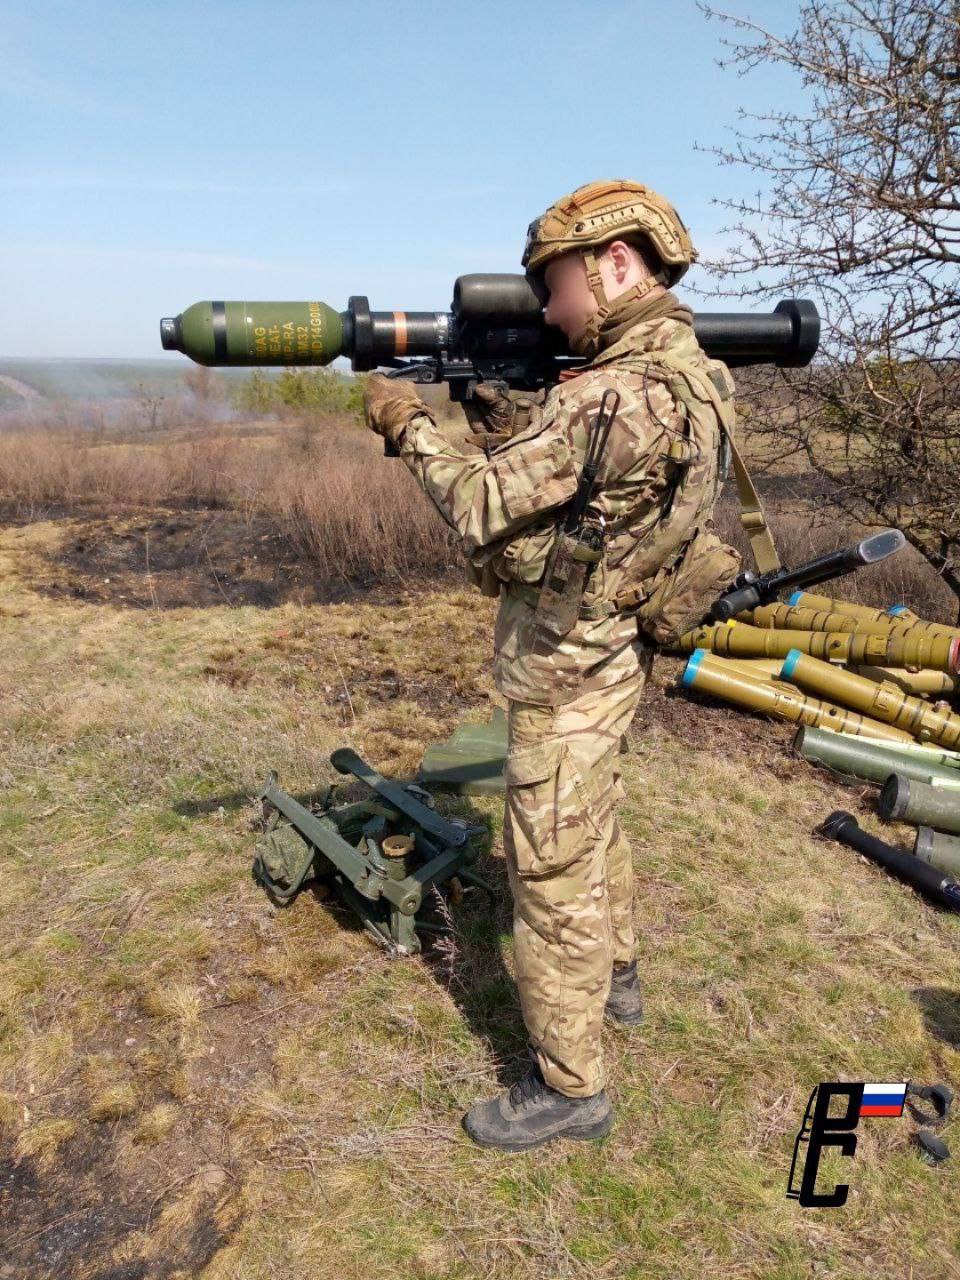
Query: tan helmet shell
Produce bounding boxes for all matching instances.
[522,179,697,285]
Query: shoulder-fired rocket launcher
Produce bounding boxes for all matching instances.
[159,273,820,402]
[707,529,907,622]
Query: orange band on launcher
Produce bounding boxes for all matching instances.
[393,312,408,356]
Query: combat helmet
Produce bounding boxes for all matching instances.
[522,179,696,284]
[521,179,698,357]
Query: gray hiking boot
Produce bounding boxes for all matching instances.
[604,959,644,1026]
[462,1060,614,1152]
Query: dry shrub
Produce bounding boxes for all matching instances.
[0,409,463,584]
[268,429,461,581]
[1,401,956,618]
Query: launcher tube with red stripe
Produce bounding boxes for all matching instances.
[160,274,821,401]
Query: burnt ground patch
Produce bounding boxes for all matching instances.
[16,505,459,611]
[0,950,276,1280]
[0,1124,239,1280]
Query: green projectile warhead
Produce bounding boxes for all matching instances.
[160,301,344,367]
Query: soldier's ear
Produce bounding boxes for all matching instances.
[601,240,634,285]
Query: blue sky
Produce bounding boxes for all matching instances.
[1,0,804,359]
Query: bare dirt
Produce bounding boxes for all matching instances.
[9,504,458,611]
[0,1127,239,1280]
[5,504,866,766]
[639,655,799,766]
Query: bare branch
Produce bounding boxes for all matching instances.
[694,0,960,603]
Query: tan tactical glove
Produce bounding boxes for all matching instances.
[363,372,435,446]
[462,383,541,454]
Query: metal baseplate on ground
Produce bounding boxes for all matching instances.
[252,747,495,955]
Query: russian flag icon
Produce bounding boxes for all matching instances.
[859,1082,908,1117]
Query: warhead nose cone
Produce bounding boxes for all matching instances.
[159,316,181,351]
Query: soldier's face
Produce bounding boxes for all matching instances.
[542,252,597,342]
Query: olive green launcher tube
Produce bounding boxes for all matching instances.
[780,649,960,748]
[844,666,958,699]
[853,734,960,768]
[886,605,922,625]
[681,651,913,741]
[700,613,956,696]
[787,592,895,622]
[674,622,960,674]
[793,725,960,787]
[746,602,918,639]
[879,774,960,834]
[915,827,960,879]
[700,656,786,682]
[789,591,960,640]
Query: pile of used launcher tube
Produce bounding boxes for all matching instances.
[670,589,960,913]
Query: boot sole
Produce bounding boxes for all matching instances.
[604,1009,644,1027]
[462,1109,614,1152]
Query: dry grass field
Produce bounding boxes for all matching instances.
[1,404,958,1279]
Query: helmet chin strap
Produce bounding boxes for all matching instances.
[570,247,669,359]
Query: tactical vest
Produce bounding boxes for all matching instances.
[577,345,780,645]
[470,343,780,648]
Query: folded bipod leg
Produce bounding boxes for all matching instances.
[330,747,486,846]
[326,872,418,956]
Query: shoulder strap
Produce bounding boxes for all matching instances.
[615,350,781,575]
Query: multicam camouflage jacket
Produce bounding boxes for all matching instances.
[397,308,738,706]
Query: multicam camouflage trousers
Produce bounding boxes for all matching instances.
[502,648,655,1098]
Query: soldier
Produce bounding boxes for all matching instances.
[363,180,745,1152]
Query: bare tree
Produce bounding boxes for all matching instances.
[694,0,960,609]
[136,380,167,432]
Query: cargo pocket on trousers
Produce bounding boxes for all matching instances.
[505,738,603,878]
